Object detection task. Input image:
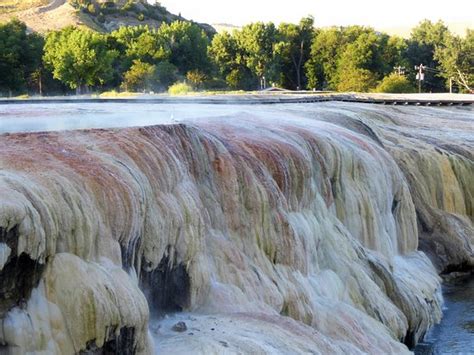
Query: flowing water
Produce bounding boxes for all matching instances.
[415,275,474,355]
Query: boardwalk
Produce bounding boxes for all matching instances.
[0,93,473,106]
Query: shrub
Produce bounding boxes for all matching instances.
[102,1,115,8]
[121,60,156,92]
[225,68,257,90]
[336,67,378,92]
[168,82,193,95]
[375,73,416,93]
[203,77,227,90]
[87,4,96,14]
[121,1,136,12]
[186,70,207,89]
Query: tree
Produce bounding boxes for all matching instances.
[157,21,211,75]
[305,25,402,92]
[333,29,391,92]
[375,73,416,93]
[0,19,44,95]
[108,25,170,90]
[306,27,342,90]
[275,16,314,90]
[236,22,279,88]
[209,31,239,75]
[44,27,118,93]
[434,30,474,92]
[305,26,371,90]
[110,25,170,67]
[110,21,212,90]
[121,60,156,92]
[384,36,409,71]
[209,30,257,90]
[406,20,451,92]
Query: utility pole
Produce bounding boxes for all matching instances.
[449,77,453,94]
[415,64,425,93]
[394,66,405,76]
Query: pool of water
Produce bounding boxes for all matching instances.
[0,102,307,134]
[415,275,474,354]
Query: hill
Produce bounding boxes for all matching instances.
[212,23,241,33]
[380,21,473,38]
[0,0,215,34]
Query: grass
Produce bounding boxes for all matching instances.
[99,89,294,98]
[98,90,140,98]
[97,89,256,98]
[0,0,49,13]
[189,90,248,95]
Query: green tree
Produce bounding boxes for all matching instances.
[236,22,278,88]
[110,22,211,90]
[157,21,211,75]
[375,73,416,93]
[306,27,342,89]
[275,16,315,90]
[305,26,370,90]
[406,20,451,92]
[306,26,400,92]
[335,29,390,92]
[121,60,156,92]
[0,19,44,95]
[209,30,257,90]
[108,25,169,89]
[44,27,118,93]
[110,25,169,67]
[384,36,410,71]
[209,31,239,75]
[434,30,474,92]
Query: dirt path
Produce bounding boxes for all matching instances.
[38,0,66,13]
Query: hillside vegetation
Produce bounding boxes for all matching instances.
[0,0,49,13]
[0,0,214,34]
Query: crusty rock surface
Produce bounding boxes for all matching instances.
[0,102,472,353]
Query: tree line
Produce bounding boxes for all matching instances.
[0,17,472,96]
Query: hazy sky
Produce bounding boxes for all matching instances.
[158,0,474,28]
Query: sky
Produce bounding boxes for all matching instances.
[157,0,474,29]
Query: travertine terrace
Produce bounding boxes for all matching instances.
[0,101,472,353]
